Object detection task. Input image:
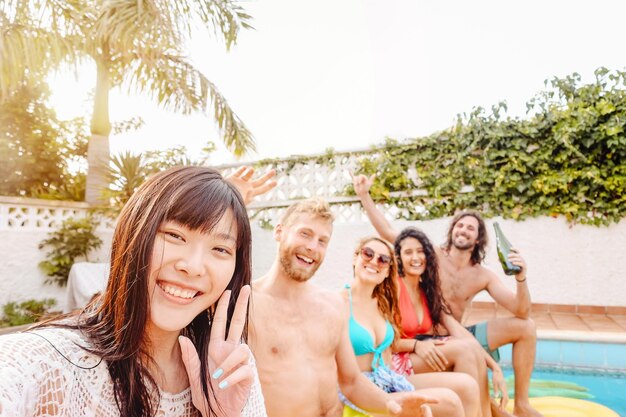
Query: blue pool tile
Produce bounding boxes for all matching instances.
[561,341,585,367]
[493,339,626,371]
[578,342,608,368]
[536,340,562,365]
[604,343,626,370]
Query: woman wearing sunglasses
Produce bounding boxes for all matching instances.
[340,236,480,417]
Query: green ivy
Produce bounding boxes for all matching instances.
[346,69,626,226]
[38,215,103,286]
[245,69,625,226]
[253,147,357,178]
[257,217,275,231]
[0,298,57,327]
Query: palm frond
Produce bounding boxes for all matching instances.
[0,23,78,98]
[166,0,253,50]
[195,0,254,49]
[1,0,90,35]
[108,151,145,194]
[0,0,88,98]
[91,0,182,62]
[89,0,185,86]
[125,52,256,157]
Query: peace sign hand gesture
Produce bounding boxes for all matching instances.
[179,285,253,417]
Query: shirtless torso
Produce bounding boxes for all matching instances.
[435,247,491,322]
[250,280,345,417]
[351,173,526,324]
[250,203,436,417]
[352,173,541,417]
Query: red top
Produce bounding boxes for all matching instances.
[398,277,433,337]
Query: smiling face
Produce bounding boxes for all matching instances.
[276,213,332,282]
[398,237,427,278]
[353,239,393,285]
[451,215,480,251]
[147,211,238,334]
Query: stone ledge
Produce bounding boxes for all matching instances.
[470,301,626,316]
[537,329,626,343]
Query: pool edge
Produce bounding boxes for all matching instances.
[538,329,626,343]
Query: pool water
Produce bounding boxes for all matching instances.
[499,340,626,416]
[502,367,626,416]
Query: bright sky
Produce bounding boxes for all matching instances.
[50,0,626,165]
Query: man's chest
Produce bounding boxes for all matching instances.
[439,262,485,303]
[253,302,342,359]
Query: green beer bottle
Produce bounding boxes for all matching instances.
[493,222,521,276]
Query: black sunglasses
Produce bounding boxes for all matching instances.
[359,246,392,268]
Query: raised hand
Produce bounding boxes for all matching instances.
[413,339,449,372]
[507,247,527,280]
[180,285,253,417]
[349,171,376,197]
[387,391,438,417]
[226,166,277,205]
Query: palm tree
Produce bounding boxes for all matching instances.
[0,0,255,204]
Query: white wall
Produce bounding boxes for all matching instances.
[0,227,113,312]
[250,216,626,307]
[2,203,625,311]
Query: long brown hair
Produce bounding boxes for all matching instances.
[355,236,402,341]
[46,166,252,417]
[443,211,488,265]
[395,227,451,334]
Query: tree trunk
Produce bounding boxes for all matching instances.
[85,61,112,205]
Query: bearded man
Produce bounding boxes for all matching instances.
[249,198,466,417]
[353,172,543,417]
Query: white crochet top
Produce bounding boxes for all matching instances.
[0,327,267,417]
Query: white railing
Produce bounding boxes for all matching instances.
[0,196,91,231]
[0,148,421,231]
[220,151,366,204]
[219,148,421,224]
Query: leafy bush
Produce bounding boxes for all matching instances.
[251,69,625,226]
[0,298,57,327]
[38,216,103,286]
[0,80,88,200]
[350,68,626,225]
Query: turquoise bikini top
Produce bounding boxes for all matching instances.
[345,284,394,369]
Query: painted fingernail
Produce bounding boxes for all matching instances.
[212,368,223,379]
[219,380,229,389]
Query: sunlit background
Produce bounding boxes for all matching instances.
[47,0,626,164]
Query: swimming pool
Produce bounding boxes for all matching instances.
[499,339,626,416]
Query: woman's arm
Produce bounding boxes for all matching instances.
[351,172,400,243]
[393,336,420,354]
[392,336,449,373]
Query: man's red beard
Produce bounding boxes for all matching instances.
[278,245,321,282]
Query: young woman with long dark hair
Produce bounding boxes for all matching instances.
[391,227,504,417]
[0,166,270,417]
